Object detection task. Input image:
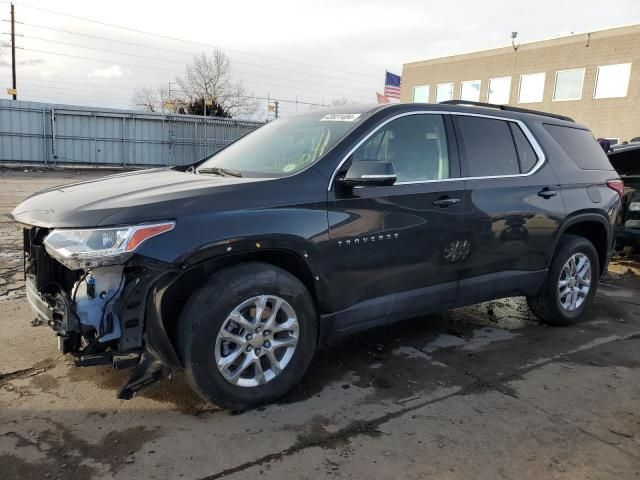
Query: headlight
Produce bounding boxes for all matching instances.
[629,202,640,212]
[44,221,175,269]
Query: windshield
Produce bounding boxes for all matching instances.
[197,112,365,177]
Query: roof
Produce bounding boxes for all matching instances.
[294,102,581,128]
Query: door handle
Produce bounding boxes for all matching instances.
[538,188,557,199]
[433,197,461,207]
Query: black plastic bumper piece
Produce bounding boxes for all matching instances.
[117,351,171,400]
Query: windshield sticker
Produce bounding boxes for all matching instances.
[320,113,361,122]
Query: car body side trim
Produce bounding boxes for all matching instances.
[327,110,547,190]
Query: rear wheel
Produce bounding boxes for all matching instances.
[527,235,599,326]
[178,262,317,410]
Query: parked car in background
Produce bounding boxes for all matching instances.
[609,142,640,250]
[10,101,621,410]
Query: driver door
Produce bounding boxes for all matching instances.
[326,113,469,333]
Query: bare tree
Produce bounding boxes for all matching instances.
[132,49,259,119]
[131,86,173,113]
[176,49,258,118]
[331,97,362,107]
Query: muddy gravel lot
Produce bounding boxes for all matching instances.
[1,169,640,479]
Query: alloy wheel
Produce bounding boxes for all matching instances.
[214,295,299,387]
[558,253,591,311]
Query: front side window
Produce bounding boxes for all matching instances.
[351,114,450,183]
[436,83,454,103]
[413,85,430,102]
[197,111,364,177]
[460,80,481,102]
[594,63,631,99]
[518,73,545,103]
[456,116,520,176]
[487,77,511,104]
[553,69,584,101]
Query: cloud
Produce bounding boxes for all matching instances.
[88,65,124,79]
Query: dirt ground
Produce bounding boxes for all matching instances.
[1,169,640,480]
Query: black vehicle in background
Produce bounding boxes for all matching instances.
[609,142,640,249]
[10,101,622,409]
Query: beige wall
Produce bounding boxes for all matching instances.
[401,24,640,142]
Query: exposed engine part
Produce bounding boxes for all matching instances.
[73,266,125,342]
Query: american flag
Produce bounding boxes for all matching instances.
[383,71,401,100]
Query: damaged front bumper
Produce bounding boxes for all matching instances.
[23,226,181,399]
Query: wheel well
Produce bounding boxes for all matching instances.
[158,250,319,348]
[562,221,608,273]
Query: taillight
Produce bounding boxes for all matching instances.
[607,179,624,196]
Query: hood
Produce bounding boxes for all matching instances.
[9,168,269,228]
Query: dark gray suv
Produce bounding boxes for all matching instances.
[11,101,622,409]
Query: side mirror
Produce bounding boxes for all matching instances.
[338,160,396,187]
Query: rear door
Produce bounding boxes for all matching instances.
[452,114,565,300]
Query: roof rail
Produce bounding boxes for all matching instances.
[440,100,575,123]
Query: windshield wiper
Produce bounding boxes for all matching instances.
[197,167,243,177]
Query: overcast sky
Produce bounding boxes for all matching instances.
[1,0,639,118]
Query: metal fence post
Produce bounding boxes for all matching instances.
[42,109,47,166]
[122,116,126,167]
[50,108,57,164]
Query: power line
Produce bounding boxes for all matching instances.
[15,33,188,65]
[16,22,382,88]
[16,39,375,97]
[3,76,371,110]
[17,46,178,72]
[11,77,337,106]
[11,1,380,80]
[14,47,373,102]
[16,79,335,108]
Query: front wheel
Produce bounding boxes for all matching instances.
[178,262,317,410]
[527,234,600,326]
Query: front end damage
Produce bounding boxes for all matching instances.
[23,226,179,399]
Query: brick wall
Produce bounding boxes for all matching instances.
[401,24,640,142]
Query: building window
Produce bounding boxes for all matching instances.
[413,85,430,102]
[460,80,481,102]
[487,77,511,104]
[518,73,545,103]
[553,68,585,101]
[435,83,454,103]
[594,63,632,99]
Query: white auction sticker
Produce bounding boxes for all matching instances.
[320,113,361,122]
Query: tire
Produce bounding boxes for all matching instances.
[177,262,317,410]
[527,234,600,326]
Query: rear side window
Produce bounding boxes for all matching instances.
[543,124,612,170]
[509,123,538,173]
[456,116,520,176]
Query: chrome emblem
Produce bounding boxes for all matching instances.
[338,232,399,247]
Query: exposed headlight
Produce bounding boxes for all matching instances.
[629,202,640,212]
[44,221,175,269]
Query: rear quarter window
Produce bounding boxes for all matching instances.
[543,124,613,170]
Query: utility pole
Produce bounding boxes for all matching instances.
[10,3,17,100]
